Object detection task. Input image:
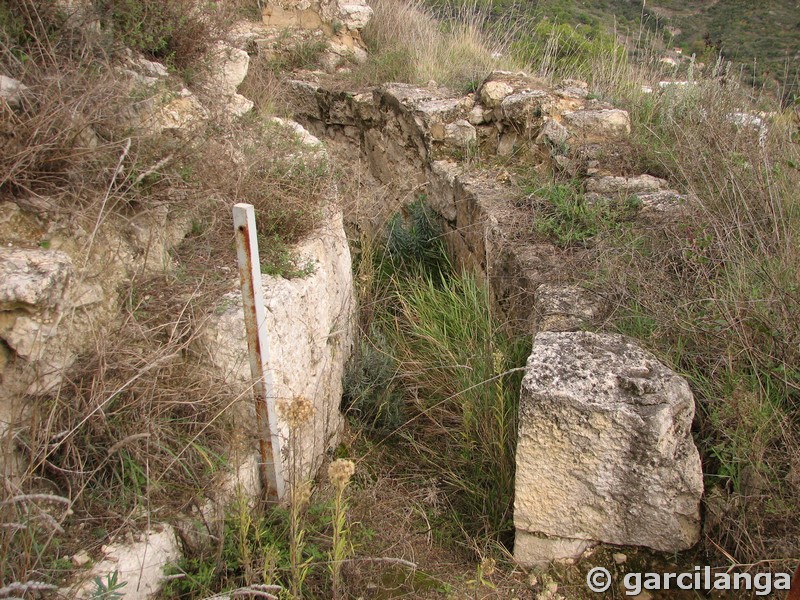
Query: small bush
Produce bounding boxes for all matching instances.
[93,0,222,70]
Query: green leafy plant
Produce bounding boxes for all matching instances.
[91,571,127,600]
[92,0,220,70]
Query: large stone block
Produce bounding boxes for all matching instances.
[562,108,631,137]
[514,331,703,565]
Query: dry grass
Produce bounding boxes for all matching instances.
[354,0,522,91]
[0,0,338,589]
[586,76,800,562]
[1,268,240,584]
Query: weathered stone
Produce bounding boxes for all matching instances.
[141,89,208,134]
[479,81,514,108]
[131,56,169,78]
[0,75,28,108]
[0,248,73,311]
[586,174,667,195]
[468,105,486,125]
[563,109,631,136]
[534,284,602,333]
[515,531,595,567]
[536,118,569,148]
[203,42,251,111]
[635,189,690,216]
[514,331,703,566]
[338,0,373,30]
[3,316,58,360]
[555,79,589,99]
[228,93,254,117]
[444,119,476,146]
[71,526,180,600]
[497,132,517,156]
[500,90,549,127]
[269,117,324,148]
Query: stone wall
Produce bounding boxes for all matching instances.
[287,70,704,565]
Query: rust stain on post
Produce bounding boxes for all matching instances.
[233,203,285,501]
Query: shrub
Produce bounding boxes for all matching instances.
[92,0,221,70]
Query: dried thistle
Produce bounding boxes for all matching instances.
[327,459,355,491]
[277,396,315,430]
[293,481,312,508]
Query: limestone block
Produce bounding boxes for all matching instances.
[555,79,589,99]
[205,42,250,97]
[0,248,73,311]
[500,90,549,127]
[562,108,631,136]
[515,531,595,566]
[0,75,28,108]
[634,189,692,223]
[514,331,703,566]
[585,174,667,195]
[479,81,514,108]
[338,1,373,30]
[468,105,486,125]
[203,210,355,489]
[534,284,602,333]
[444,119,476,146]
[536,118,570,148]
[71,526,180,600]
[142,89,207,134]
[497,131,517,156]
[227,93,255,117]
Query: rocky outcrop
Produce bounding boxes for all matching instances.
[200,42,254,117]
[261,0,372,55]
[0,199,191,446]
[514,331,704,565]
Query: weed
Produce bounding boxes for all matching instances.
[529,180,640,246]
[347,202,529,544]
[258,234,317,279]
[354,0,522,90]
[327,458,355,600]
[341,329,404,433]
[91,571,127,600]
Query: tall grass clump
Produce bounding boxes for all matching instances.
[346,199,529,543]
[356,0,522,91]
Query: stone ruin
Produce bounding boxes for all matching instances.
[285,69,705,565]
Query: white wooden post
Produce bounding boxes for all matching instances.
[232,203,285,500]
